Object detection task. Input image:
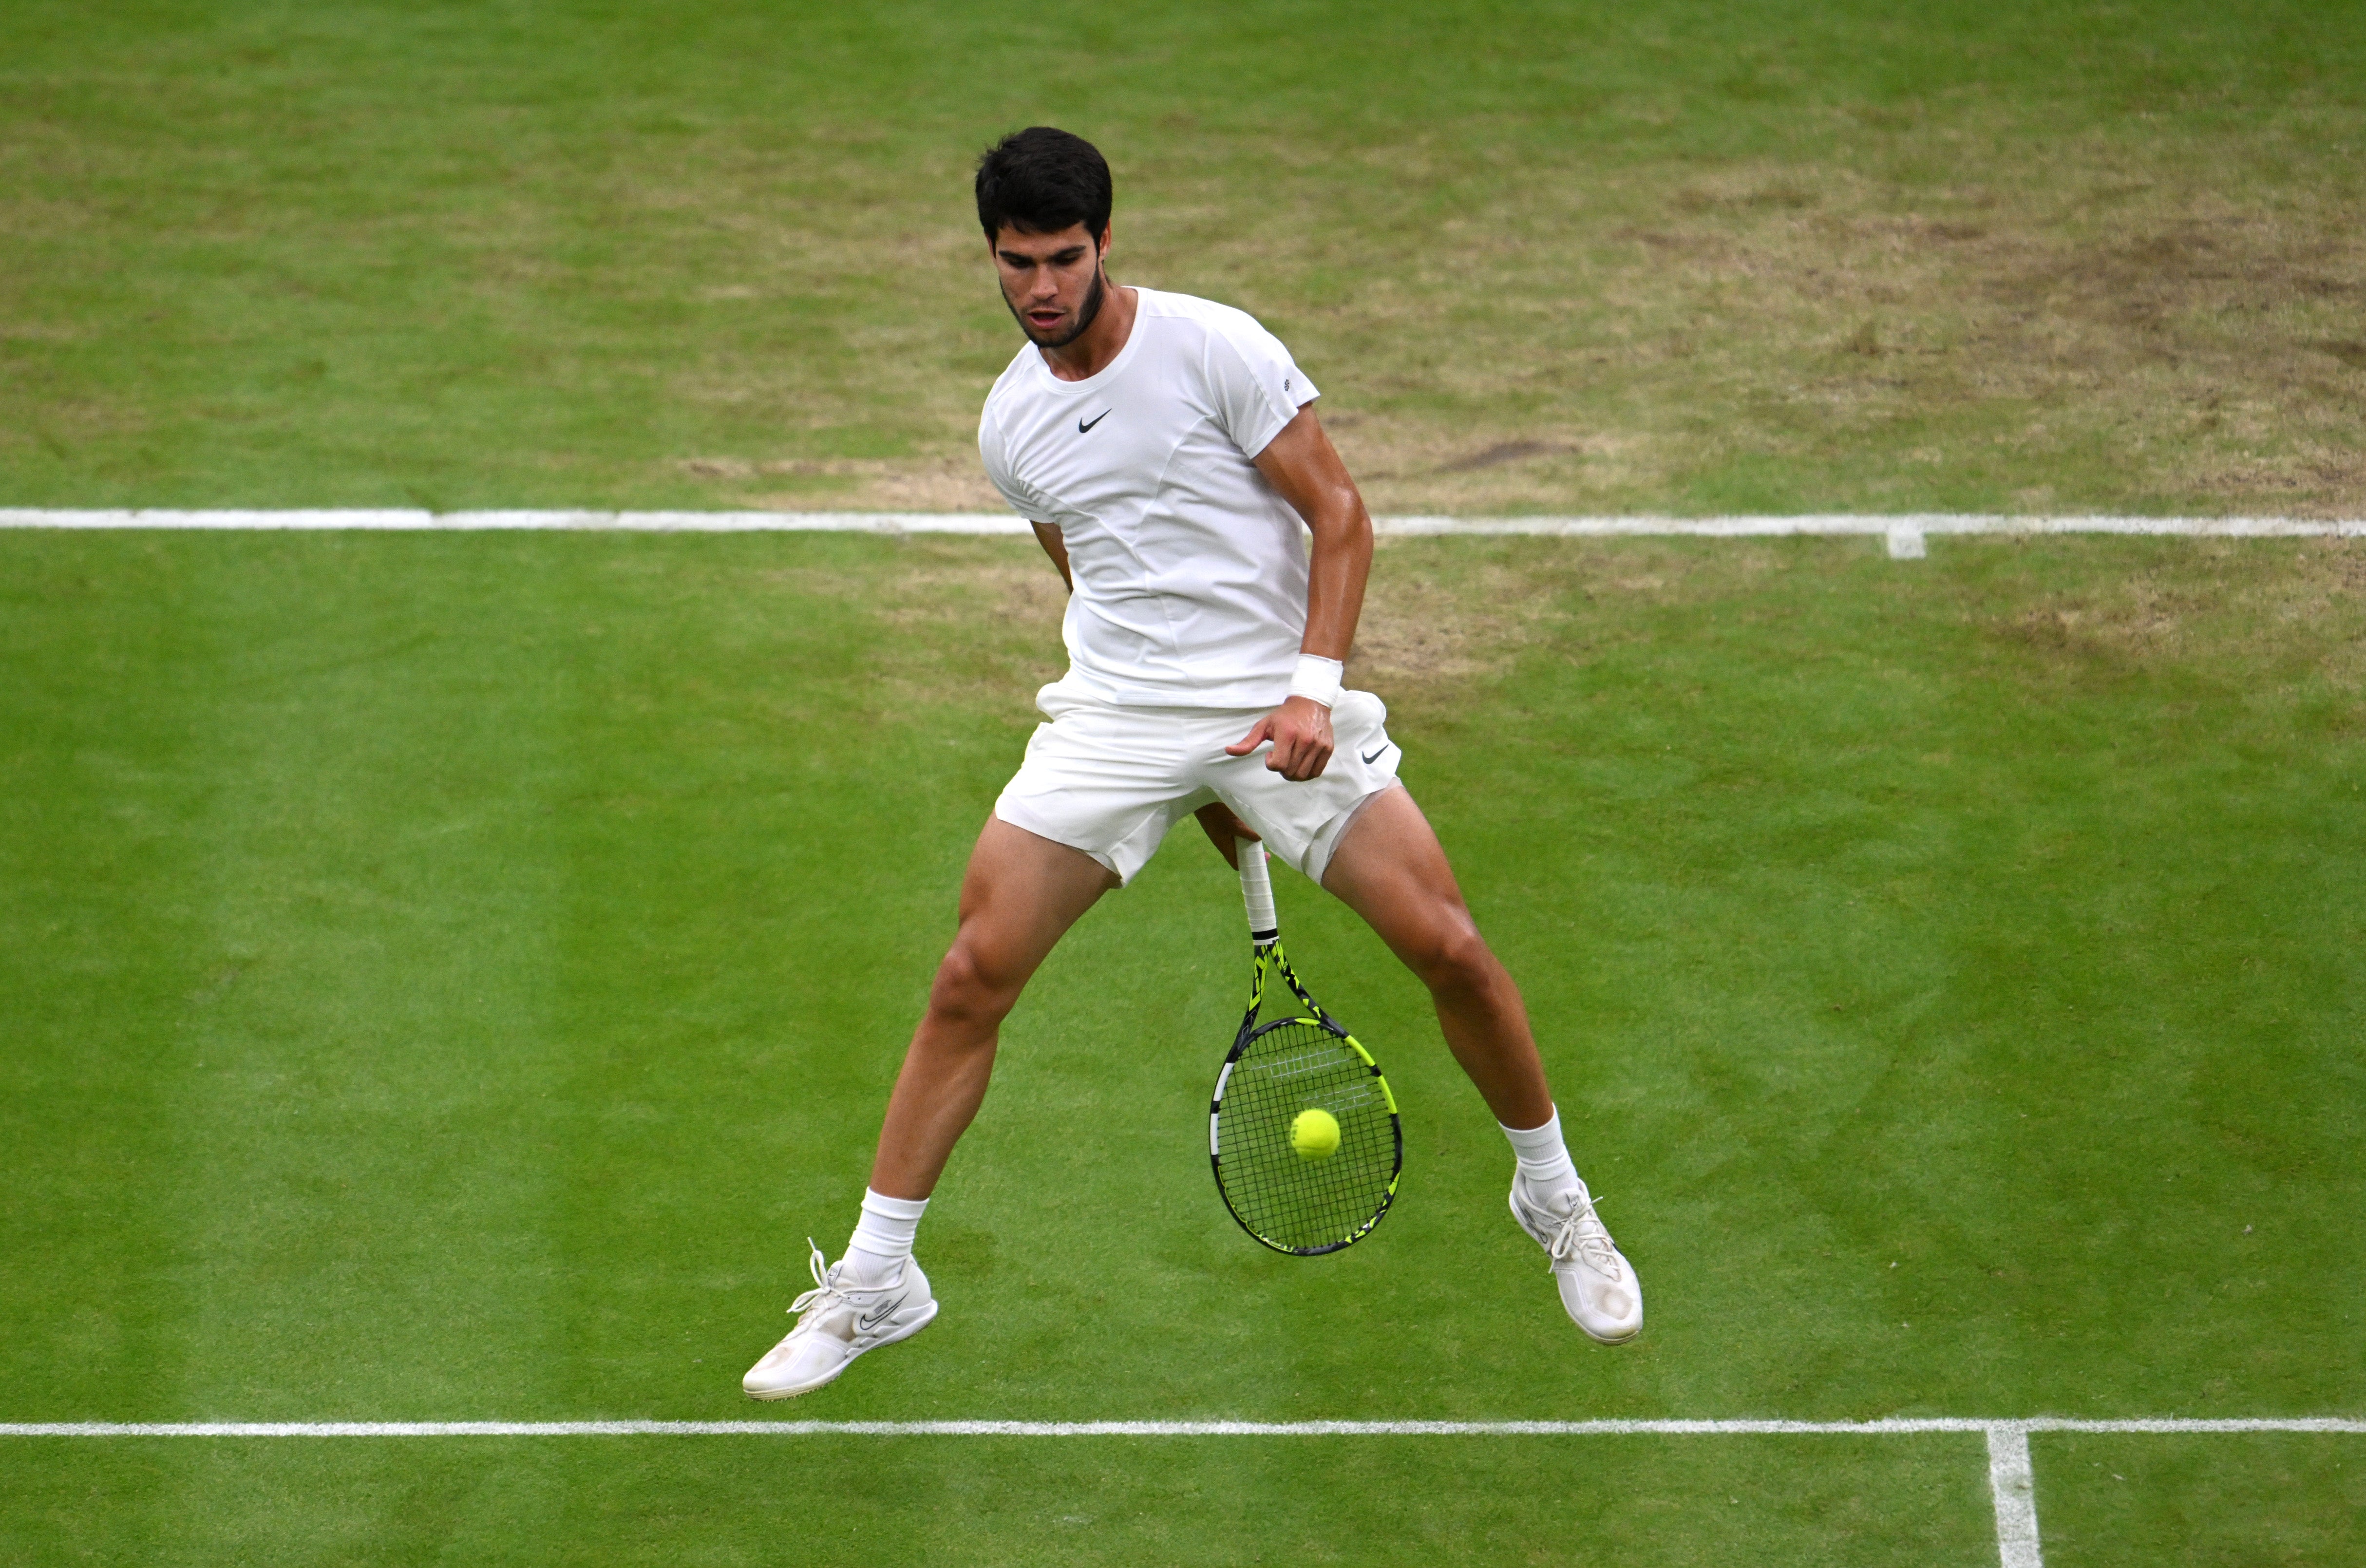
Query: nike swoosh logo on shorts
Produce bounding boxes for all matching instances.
[1361,744,1391,765]
[1078,410,1111,433]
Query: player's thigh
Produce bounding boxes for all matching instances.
[1318,786,1488,972]
[949,814,1119,989]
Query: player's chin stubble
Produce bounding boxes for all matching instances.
[1009,265,1106,350]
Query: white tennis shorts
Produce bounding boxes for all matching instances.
[992,678,1403,886]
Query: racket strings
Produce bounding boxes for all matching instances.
[1215,1018,1398,1252]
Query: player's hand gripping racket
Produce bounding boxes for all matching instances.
[1209,837,1402,1254]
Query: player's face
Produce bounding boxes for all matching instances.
[991,223,1109,349]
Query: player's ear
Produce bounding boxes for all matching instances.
[1096,224,1112,258]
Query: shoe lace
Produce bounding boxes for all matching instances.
[786,1238,903,1329]
[786,1239,844,1321]
[1545,1187,1623,1279]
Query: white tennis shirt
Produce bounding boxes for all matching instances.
[978,287,1319,709]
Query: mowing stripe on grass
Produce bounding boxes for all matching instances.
[0,510,2360,537]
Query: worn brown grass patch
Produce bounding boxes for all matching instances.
[664,113,2364,519]
[748,537,2365,756]
[1990,536,2366,691]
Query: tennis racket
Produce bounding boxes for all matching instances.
[1209,837,1402,1255]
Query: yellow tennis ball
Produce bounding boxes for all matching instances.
[1291,1107,1342,1160]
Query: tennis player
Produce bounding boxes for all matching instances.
[745,127,1642,1399]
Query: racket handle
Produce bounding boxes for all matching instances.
[1238,837,1279,943]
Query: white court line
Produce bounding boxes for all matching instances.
[11,1417,2356,1568]
[4,1416,2360,1436]
[1987,1428,2044,1568]
[0,509,2360,537]
[0,509,1033,534]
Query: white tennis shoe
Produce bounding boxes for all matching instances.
[742,1241,937,1401]
[1510,1174,1644,1344]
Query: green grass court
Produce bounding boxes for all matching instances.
[4,0,2365,1562]
[5,530,2361,1562]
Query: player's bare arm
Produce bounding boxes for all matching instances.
[1029,519,1073,591]
[1224,407,1375,782]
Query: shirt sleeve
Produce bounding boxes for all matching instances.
[1203,313,1319,460]
[977,403,1044,522]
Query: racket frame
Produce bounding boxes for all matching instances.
[1208,841,1404,1256]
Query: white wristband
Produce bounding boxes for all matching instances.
[1287,654,1344,708]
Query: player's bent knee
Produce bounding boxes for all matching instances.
[1412,920,1497,997]
[927,942,1023,1028]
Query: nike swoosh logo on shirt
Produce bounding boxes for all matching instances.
[1361,744,1391,765]
[1078,410,1111,433]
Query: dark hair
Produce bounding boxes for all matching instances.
[975,127,1113,244]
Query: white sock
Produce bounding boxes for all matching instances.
[843,1188,928,1284]
[1501,1108,1578,1195]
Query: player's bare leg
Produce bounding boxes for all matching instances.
[1314,786,1551,1129]
[870,816,1117,1198]
[1319,786,1643,1342]
[744,816,1114,1398]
